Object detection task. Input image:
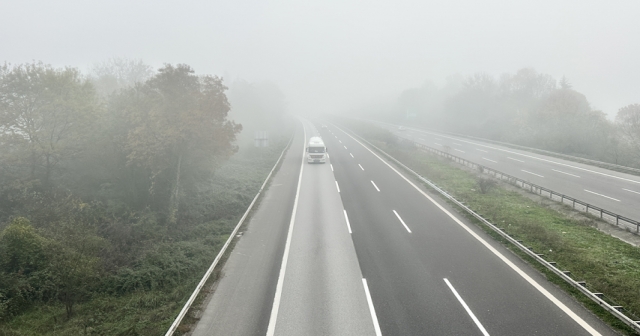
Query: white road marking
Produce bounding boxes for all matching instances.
[435,142,443,146]
[334,124,602,336]
[330,164,334,172]
[266,124,307,336]
[476,148,488,153]
[623,188,640,195]
[359,164,364,171]
[522,170,544,178]
[584,189,620,202]
[350,153,354,158]
[339,140,342,143]
[344,210,352,234]
[482,157,497,163]
[335,181,341,193]
[507,157,524,163]
[392,210,412,233]
[362,279,383,336]
[453,142,463,146]
[344,146,348,149]
[371,181,380,192]
[454,149,466,153]
[444,278,490,336]
[418,138,425,141]
[552,169,580,178]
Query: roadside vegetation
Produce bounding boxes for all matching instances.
[343,119,640,336]
[0,60,290,334]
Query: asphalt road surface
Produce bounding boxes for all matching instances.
[190,118,617,335]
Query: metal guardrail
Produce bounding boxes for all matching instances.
[405,139,640,235]
[165,134,295,336]
[346,130,640,333]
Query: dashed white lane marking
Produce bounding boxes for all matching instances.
[334,123,602,336]
[335,181,340,193]
[476,149,488,153]
[454,149,466,153]
[344,210,352,234]
[371,181,380,192]
[521,169,544,178]
[453,142,463,146]
[444,278,490,336]
[623,188,640,195]
[507,157,524,163]
[350,153,354,158]
[344,146,348,149]
[359,164,364,171]
[392,210,412,233]
[584,189,620,202]
[362,279,382,336]
[339,140,342,143]
[435,142,443,146]
[552,169,580,178]
[330,164,334,172]
[482,157,497,163]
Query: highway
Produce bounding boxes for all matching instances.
[190,118,616,335]
[369,120,640,227]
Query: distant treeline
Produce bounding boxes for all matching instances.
[0,60,285,325]
[361,68,640,167]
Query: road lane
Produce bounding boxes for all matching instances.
[320,121,615,335]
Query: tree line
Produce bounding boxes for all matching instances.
[0,61,243,320]
[365,68,640,167]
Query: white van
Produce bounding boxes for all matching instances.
[306,137,327,164]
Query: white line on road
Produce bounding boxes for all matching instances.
[359,164,364,171]
[344,210,352,234]
[333,124,602,335]
[435,142,443,146]
[453,142,463,146]
[362,279,382,336]
[330,164,334,171]
[344,146,348,149]
[444,278,490,336]
[371,181,380,192]
[482,157,497,163]
[339,140,342,143]
[507,157,524,163]
[476,149,488,153]
[521,170,544,178]
[552,169,580,178]
[350,153,354,158]
[266,124,307,336]
[392,210,412,233]
[623,188,640,195]
[584,189,620,202]
[335,181,341,193]
[418,138,425,141]
[454,149,466,153]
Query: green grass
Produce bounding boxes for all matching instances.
[352,122,640,335]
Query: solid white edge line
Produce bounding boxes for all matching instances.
[507,157,524,163]
[482,157,497,163]
[477,149,488,153]
[444,278,490,336]
[622,188,640,195]
[392,210,412,233]
[336,180,341,193]
[521,169,544,178]
[552,169,580,178]
[344,209,352,234]
[362,279,383,336]
[333,124,602,336]
[330,164,334,171]
[266,124,307,336]
[454,149,465,153]
[435,142,442,146]
[371,180,380,192]
[359,164,364,171]
[584,189,620,202]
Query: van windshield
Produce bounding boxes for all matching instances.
[309,147,325,153]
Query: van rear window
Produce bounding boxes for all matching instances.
[309,147,325,153]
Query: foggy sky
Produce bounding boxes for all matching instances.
[1,0,638,117]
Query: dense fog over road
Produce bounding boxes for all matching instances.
[1,0,638,116]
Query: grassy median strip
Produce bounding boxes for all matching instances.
[344,119,640,336]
